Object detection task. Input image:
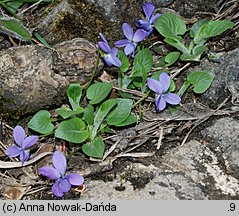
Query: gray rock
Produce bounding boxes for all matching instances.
[0,38,102,118]
[81,139,239,199]
[201,117,239,170]
[187,48,239,108]
[35,0,220,44]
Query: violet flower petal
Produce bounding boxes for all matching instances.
[52,181,64,197]
[58,178,71,193]
[98,41,111,53]
[124,43,135,56]
[159,72,170,92]
[150,13,161,24]
[107,55,122,67]
[99,33,108,44]
[144,29,153,37]
[143,2,155,20]
[114,39,129,47]
[147,78,164,95]
[133,29,146,42]
[5,145,21,157]
[103,56,113,67]
[156,95,166,111]
[13,126,25,147]
[136,20,151,31]
[38,166,61,180]
[22,135,38,149]
[20,150,29,163]
[163,93,181,105]
[111,47,118,56]
[53,150,66,176]
[66,173,84,186]
[122,23,134,41]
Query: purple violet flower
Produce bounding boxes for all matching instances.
[147,72,181,111]
[39,150,84,198]
[136,2,161,37]
[98,33,122,67]
[5,125,38,163]
[114,23,146,57]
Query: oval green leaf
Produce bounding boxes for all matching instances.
[56,107,84,119]
[92,99,117,139]
[194,20,235,44]
[87,82,112,105]
[28,110,54,134]
[0,17,32,41]
[82,136,105,158]
[55,118,89,143]
[118,50,129,73]
[114,114,137,127]
[83,104,94,125]
[132,48,153,77]
[187,71,214,94]
[155,13,186,38]
[106,98,133,125]
[67,83,82,110]
[165,52,180,66]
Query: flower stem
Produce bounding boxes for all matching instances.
[132,90,150,108]
[82,51,100,99]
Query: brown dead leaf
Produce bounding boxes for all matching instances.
[4,185,30,200]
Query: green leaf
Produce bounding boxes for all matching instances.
[82,136,105,158]
[0,17,31,41]
[132,48,153,74]
[180,44,206,61]
[165,52,180,66]
[28,110,54,134]
[92,99,117,139]
[6,2,23,14]
[67,83,82,110]
[164,37,190,54]
[106,98,133,125]
[169,79,176,92]
[190,19,209,38]
[118,91,132,99]
[168,105,178,114]
[118,50,129,73]
[56,107,84,119]
[34,33,51,48]
[156,56,166,67]
[131,48,153,86]
[178,80,191,97]
[13,0,52,2]
[55,118,89,143]
[155,13,186,38]
[114,114,137,127]
[180,53,195,61]
[194,20,235,44]
[83,104,94,125]
[187,71,215,94]
[86,82,112,105]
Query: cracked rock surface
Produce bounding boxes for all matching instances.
[82,135,239,199]
[0,38,102,118]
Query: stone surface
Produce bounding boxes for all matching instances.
[0,38,102,117]
[201,117,239,170]
[81,138,239,199]
[186,48,239,108]
[35,0,220,45]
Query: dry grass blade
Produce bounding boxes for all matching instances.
[0,152,52,169]
[181,97,230,146]
[102,137,122,161]
[157,127,164,150]
[116,152,155,158]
